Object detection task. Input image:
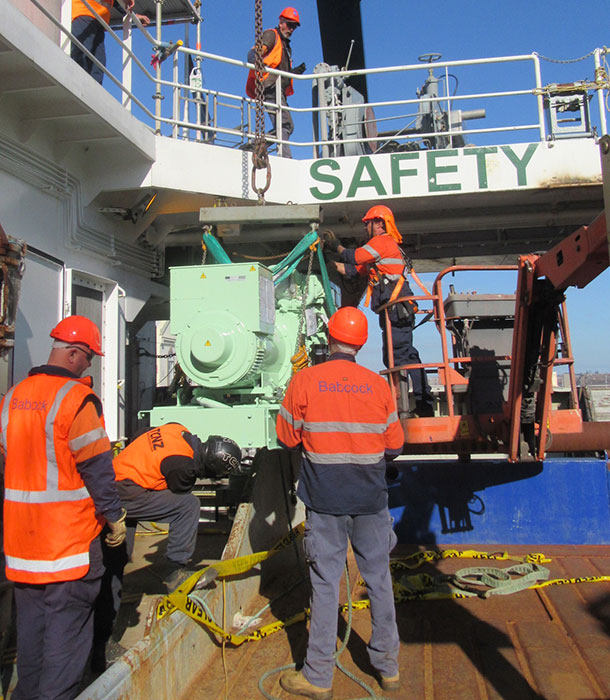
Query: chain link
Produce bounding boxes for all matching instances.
[201,225,211,264]
[535,49,598,64]
[293,244,316,358]
[251,0,271,204]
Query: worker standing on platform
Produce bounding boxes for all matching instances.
[71,0,150,84]
[0,315,126,700]
[246,6,306,158]
[276,307,403,699]
[324,204,434,418]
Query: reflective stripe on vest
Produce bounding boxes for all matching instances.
[5,552,89,574]
[2,381,90,503]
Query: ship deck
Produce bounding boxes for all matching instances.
[102,528,610,700]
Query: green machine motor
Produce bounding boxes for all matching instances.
[148,261,329,449]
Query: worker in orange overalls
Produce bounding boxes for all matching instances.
[325,204,434,418]
[276,307,403,699]
[0,315,126,700]
[246,7,306,157]
[71,0,150,84]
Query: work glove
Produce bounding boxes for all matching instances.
[105,508,127,548]
[322,229,340,252]
[292,62,306,75]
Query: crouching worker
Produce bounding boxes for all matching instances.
[92,423,241,671]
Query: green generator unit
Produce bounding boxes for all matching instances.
[148,262,328,449]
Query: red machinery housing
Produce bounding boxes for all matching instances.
[382,211,610,462]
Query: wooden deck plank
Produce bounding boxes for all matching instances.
[169,545,610,700]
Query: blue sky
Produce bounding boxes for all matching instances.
[108,1,608,372]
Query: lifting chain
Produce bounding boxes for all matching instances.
[201,225,211,264]
[252,0,271,204]
[290,243,317,375]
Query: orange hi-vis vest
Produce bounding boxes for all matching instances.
[246,29,294,99]
[113,423,193,490]
[352,234,410,308]
[0,374,109,584]
[72,0,113,23]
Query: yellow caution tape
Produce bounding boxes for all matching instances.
[158,535,610,644]
[532,574,610,588]
[156,522,306,645]
[389,548,551,573]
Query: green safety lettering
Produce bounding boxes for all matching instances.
[309,144,539,200]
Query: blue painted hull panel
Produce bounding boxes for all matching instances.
[388,457,610,545]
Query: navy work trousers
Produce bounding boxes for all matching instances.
[71,16,106,84]
[93,483,200,650]
[12,537,104,700]
[380,317,431,403]
[301,508,400,688]
[263,86,294,158]
[116,481,200,566]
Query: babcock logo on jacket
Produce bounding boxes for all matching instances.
[318,380,373,395]
[11,397,47,411]
[148,427,165,451]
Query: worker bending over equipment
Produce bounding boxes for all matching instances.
[0,315,126,700]
[113,422,241,587]
[276,307,403,699]
[92,422,241,671]
[324,204,434,418]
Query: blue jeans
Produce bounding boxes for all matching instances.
[71,15,106,84]
[301,508,400,688]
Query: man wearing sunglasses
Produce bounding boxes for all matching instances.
[246,7,306,158]
[0,314,125,699]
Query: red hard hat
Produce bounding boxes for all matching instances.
[328,307,368,346]
[50,315,104,356]
[362,204,395,223]
[279,6,300,25]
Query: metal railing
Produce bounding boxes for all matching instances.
[34,1,610,158]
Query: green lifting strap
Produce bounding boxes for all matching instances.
[202,232,232,264]
[270,230,319,285]
[317,243,336,317]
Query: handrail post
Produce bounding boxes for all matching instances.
[154,0,163,134]
[595,48,608,136]
[532,53,547,142]
[121,13,133,112]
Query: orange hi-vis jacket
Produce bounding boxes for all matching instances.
[346,233,410,310]
[276,355,404,514]
[246,29,294,99]
[72,0,114,23]
[0,374,111,584]
[113,423,193,490]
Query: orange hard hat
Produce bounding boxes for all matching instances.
[327,307,368,346]
[279,6,300,25]
[362,204,395,223]
[50,315,104,356]
[362,204,402,243]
